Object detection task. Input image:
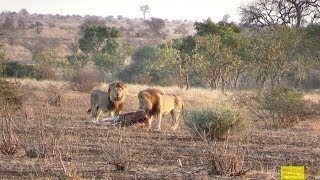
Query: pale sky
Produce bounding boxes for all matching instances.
[0,0,251,22]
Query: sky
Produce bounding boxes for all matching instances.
[0,0,251,22]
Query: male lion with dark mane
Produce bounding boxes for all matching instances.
[87,82,127,121]
[138,88,184,131]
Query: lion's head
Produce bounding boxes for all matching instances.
[108,82,127,104]
[138,89,162,116]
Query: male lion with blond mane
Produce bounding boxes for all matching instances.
[87,82,127,121]
[138,88,184,131]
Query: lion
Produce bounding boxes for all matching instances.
[87,82,127,121]
[138,88,184,131]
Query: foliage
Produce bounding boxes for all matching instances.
[194,18,241,36]
[184,104,248,140]
[79,26,119,54]
[148,41,181,86]
[1,62,38,78]
[79,16,107,32]
[247,33,286,89]
[0,78,23,108]
[92,52,125,78]
[258,87,313,127]
[33,51,58,80]
[65,53,90,68]
[193,34,236,90]
[119,45,158,84]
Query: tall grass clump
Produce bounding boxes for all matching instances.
[0,78,24,155]
[184,104,248,140]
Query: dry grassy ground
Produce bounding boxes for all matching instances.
[0,79,319,179]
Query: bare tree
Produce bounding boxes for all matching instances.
[140,5,150,20]
[35,21,43,34]
[145,17,165,37]
[240,0,320,29]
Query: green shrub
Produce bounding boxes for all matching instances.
[260,87,312,127]
[184,104,248,140]
[2,62,38,78]
[0,78,24,108]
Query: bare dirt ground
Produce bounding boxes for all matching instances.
[0,81,319,179]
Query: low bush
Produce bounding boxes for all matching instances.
[70,68,100,92]
[184,104,248,140]
[259,87,313,127]
[0,78,24,156]
[2,62,38,78]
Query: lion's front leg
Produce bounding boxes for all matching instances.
[157,113,162,131]
[96,110,103,121]
[146,116,153,129]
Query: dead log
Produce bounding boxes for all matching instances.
[94,110,148,127]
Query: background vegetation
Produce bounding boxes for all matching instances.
[0,1,319,178]
[0,1,319,92]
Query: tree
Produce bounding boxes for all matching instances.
[194,18,241,36]
[193,18,246,90]
[169,37,196,88]
[119,46,158,84]
[79,26,119,54]
[19,9,29,16]
[240,0,320,29]
[33,51,58,80]
[80,16,107,33]
[193,34,236,92]
[2,16,15,31]
[0,44,4,61]
[35,21,43,34]
[145,17,166,37]
[140,5,150,20]
[149,41,182,86]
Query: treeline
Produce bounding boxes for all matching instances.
[1,18,320,92]
[120,19,320,91]
[1,0,320,92]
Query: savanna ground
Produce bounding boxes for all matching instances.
[0,79,319,179]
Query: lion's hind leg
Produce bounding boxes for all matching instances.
[171,110,181,131]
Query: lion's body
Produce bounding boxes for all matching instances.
[138,88,183,130]
[87,82,126,121]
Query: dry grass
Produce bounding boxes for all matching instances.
[0,79,319,179]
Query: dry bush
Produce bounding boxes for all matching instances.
[34,65,58,80]
[236,87,316,128]
[18,102,60,159]
[204,141,251,177]
[101,128,132,171]
[0,78,24,155]
[57,148,81,179]
[70,68,100,93]
[22,116,59,158]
